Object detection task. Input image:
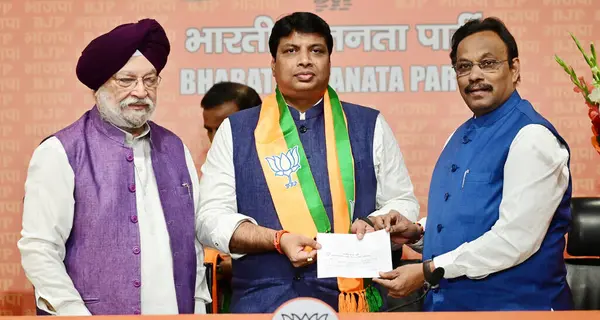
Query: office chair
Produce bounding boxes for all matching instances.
[565,197,600,310]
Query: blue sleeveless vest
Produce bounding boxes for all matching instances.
[228,100,380,313]
[423,91,573,311]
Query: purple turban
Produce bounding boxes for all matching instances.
[76,19,170,90]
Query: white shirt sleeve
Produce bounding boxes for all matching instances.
[433,124,570,279]
[368,113,420,222]
[183,144,211,313]
[196,118,257,259]
[17,137,92,316]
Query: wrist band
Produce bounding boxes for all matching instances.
[274,230,289,254]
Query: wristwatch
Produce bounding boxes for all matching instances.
[423,259,445,287]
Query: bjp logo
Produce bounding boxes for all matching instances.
[272,298,338,320]
[281,314,329,320]
[265,145,301,188]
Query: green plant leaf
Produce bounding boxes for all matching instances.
[571,33,592,67]
[555,55,573,75]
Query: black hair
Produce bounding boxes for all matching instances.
[200,82,262,110]
[450,17,519,69]
[268,12,334,59]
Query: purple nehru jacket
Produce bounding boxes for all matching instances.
[51,106,196,315]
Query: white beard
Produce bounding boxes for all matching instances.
[96,88,156,129]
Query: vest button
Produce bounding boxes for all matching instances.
[436,224,443,233]
[129,183,136,193]
[126,154,134,162]
[299,125,308,134]
[133,280,141,288]
[451,164,458,172]
[133,309,141,315]
[132,246,140,255]
[130,215,138,223]
[444,193,449,201]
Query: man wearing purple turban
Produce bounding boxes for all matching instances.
[17,19,256,316]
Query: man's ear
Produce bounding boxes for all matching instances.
[510,57,521,84]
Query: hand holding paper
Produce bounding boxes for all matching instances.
[316,229,393,279]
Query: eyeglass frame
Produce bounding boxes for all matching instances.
[111,74,162,90]
[452,59,510,77]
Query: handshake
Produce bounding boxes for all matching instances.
[351,210,424,245]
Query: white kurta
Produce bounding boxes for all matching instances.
[198,112,421,242]
[18,126,251,315]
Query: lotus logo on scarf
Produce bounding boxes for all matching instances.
[265,145,301,188]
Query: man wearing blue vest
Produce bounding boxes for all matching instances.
[198,12,419,313]
[369,17,573,311]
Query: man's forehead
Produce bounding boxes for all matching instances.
[280,32,326,45]
[116,54,156,75]
[457,31,507,58]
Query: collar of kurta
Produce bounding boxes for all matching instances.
[285,97,325,120]
[470,90,521,128]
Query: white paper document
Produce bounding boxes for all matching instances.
[316,229,393,279]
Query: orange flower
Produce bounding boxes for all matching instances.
[556,35,600,154]
[578,77,595,92]
[592,136,600,155]
[588,106,600,136]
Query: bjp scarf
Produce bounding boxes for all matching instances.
[254,85,382,312]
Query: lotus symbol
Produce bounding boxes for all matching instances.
[266,145,301,188]
[349,199,355,216]
[281,313,328,320]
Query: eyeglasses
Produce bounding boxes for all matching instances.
[453,59,508,77]
[112,75,161,90]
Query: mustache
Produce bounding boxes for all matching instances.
[120,97,154,110]
[465,83,493,94]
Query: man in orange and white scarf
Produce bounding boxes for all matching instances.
[197,12,419,313]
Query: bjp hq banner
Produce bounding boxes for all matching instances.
[0,0,599,315]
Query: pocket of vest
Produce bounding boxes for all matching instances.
[459,171,494,219]
[462,171,492,185]
[82,297,100,305]
[177,184,193,200]
[459,171,493,205]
